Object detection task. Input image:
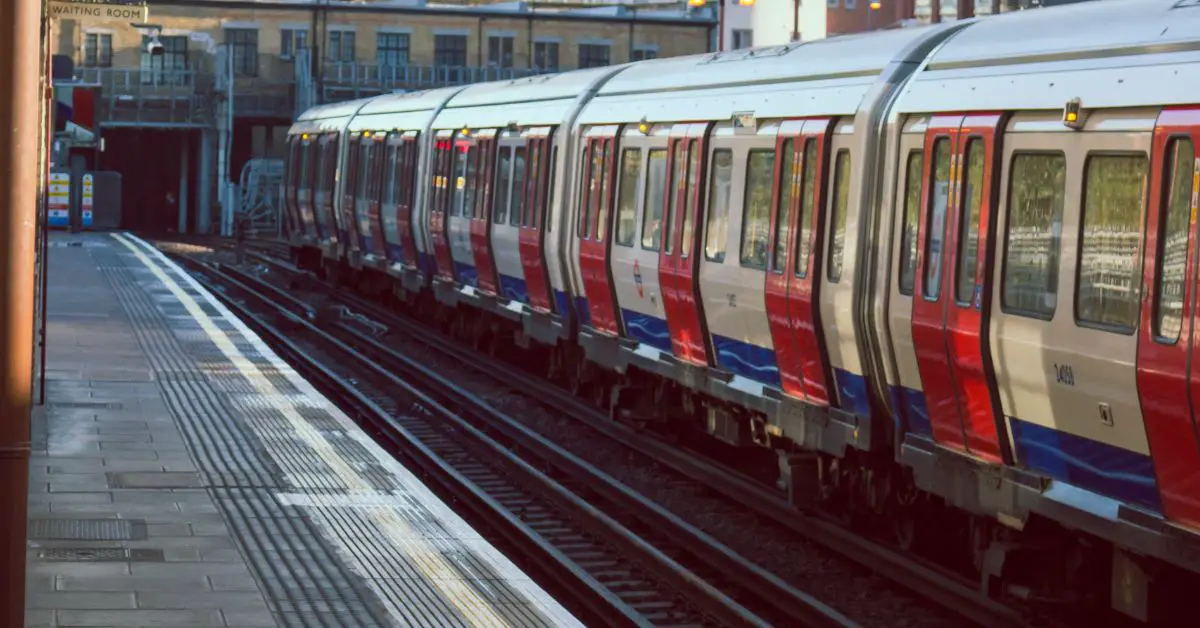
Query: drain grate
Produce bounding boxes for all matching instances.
[47,402,125,410]
[28,518,147,541]
[37,547,164,562]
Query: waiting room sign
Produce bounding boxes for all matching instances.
[47,1,148,23]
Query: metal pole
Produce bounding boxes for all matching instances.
[0,0,43,625]
[717,0,724,52]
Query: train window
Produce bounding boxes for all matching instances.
[511,147,528,227]
[827,150,851,283]
[955,139,986,305]
[473,142,491,220]
[795,140,818,278]
[355,141,371,201]
[595,142,612,241]
[897,150,923,295]
[383,144,398,207]
[1075,153,1147,332]
[681,139,702,257]
[1155,141,1192,341]
[741,149,775,269]
[773,139,798,273]
[923,139,952,299]
[577,147,591,238]
[1002,152,1066,319]
[664,141,687,254]
[704,149,733,262]
[493,147,513,225]
[523,142,540,228]
[642,149,668,250]
[616,148,642,247]
[298,141,312,193]
[544,145,558,232]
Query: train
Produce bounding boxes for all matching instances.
[282,0,1200,621]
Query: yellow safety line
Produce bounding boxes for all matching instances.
[111,233,511,628]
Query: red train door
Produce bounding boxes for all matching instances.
[469,134,500,295]
[659,123,713,365]
[1137,107,1200,526]
[393,135,419,267]
[911,113,1007,464]
[765,118,835,403]
[429,132,455,280]
[520,132,555,312]
[788,120,835,405]
[577,130,621,334]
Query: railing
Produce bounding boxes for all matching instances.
[77,67,212,125]
[320,63,545,102]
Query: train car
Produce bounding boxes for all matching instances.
[284,0,1200,620]
[417,69,624,345]
[283,98,373,267]
[337,87,464,295]
[869,0,1200,619]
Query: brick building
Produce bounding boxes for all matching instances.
[51,0,715,233]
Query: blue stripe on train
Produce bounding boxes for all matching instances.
[554,289,571,321]
[711,334,781,388]
[889,385,934,438]
[454,261,478,288]
[621,309,673,353]
[1010,417,1162,513]
[574,296,592,328]
[834,369,872,418]
[386,244,404,264]
[499,274,529,304]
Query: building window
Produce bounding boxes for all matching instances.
[328,30,355,63]
[579,43,611,69]
[225,28,258,77]
[84,33,112,68]
[141,35,189,85]
[281,28,307,60]
[631,47,658,61]
[731,29,753,50]
[828,0,839,6]
[377,33,409,67]
[488,35,514,68]
[434,34,468,67]
[534,41,559,71]
[846,0,857,9]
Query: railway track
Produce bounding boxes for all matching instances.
[225,246,1028,628]
[171,251,858,628]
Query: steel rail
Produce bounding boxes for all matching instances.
[175,253,858,628]
[243,248,1024,628]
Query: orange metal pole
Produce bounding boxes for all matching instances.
[0,0,43,623]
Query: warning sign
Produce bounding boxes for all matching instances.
[47,173,70,228]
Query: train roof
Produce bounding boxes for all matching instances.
[348,86,464,132]
[575,23,958,125]
[896,0,1200,113]
[433,67,622,130]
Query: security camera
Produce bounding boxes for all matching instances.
[147,37,165,56]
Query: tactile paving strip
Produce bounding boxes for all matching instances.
[28,518,147,542]
[96,248,394,628]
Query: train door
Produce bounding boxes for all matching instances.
[364,132,388,262]
[342,132,364,261]
[447,132,480,287]
[349,133,376,262]
[1136,107,1200,527]
[659,123,713,365]
[765,118,835,404]
[519,130,555,311]
[296,135,318,242]
[469,131,500,295]
[911,113,1007,464]
[316,133,339,249]
[383,132,419,267]
[429,131,455,281]
[491,131,527,303]
[577,126,622,335]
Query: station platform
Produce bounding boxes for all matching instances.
[27,231,581,628]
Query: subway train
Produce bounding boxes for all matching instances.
[283,0,1200,620]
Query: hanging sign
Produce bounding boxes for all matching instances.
[48,1,149,23]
